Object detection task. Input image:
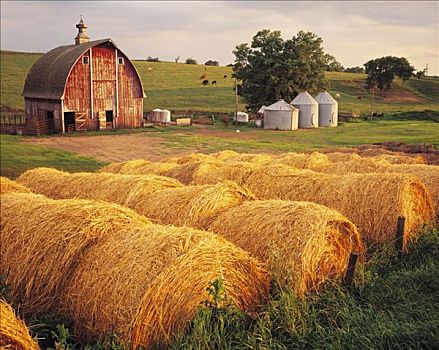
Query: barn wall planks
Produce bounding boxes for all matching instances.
[117,51,143,128]
[23,40,144,134]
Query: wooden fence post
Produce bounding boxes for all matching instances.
[343,252,359,287]
[395,216,406,253]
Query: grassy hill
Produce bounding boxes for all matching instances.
[1,50,438,115]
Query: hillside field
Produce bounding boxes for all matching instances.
[1,50,438,115]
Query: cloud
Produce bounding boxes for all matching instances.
[1,1,438,74]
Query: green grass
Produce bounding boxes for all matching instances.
[148,119,439,154]
[0,134,106,178]
[169,228,439,350]
[1,50,438,115]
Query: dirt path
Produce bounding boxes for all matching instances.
[23,133,195,163]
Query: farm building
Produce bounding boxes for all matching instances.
[263,100,299,130]
[22,18,145,135]
[291,91,319,128]
[315,91,338,127]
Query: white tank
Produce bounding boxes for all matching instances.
[160,109,171,123]
[315,91,338,127]
[152,109,162,122]
[290,91,319,128]
[263,99,299,130]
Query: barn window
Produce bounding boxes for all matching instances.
[82,56,89,65]
[118,57,124,65]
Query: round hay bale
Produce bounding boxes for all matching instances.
[0,176,31,195]
[192,161,263,185]
[17,168,182,205]
[100,159,151,174]
[62,225,270,348]
[126,180,255,229]
[274,152,331,169]
[357,148,427,164]
[163,153,215,165]
[15,167,68,194]
[243,164,435,247]
[0,300,40,350]
[162,160,224,185]
[305,159,439,214]
[209,150,240,161]
[0,192,150,315]
[222,153,274,165]
[209,200,364,294]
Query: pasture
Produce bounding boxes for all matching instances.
[1,50,438,115]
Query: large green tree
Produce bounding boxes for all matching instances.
[364,56,415,91]
[233,30,329,111]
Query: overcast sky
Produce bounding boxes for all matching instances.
[1,1,438,74]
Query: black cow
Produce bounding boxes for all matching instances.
[202,79,209,86]
[212,80,217,85]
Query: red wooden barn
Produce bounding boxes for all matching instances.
[22,18,145,134]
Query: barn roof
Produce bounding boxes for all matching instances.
[23,39,145,99]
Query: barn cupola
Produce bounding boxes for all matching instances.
[75,16,90,45]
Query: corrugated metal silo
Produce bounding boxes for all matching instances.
[263,99,299,130]
[315,91,338,127]
[290,91,319,128]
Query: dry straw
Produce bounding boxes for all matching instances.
[209,200,364,295]
[0,176,31,195]
[0,300,40,350]
[0,192,150,315]
[243,164,435,247]
[100,159,151,173]
[164,153,215,164]
[17,168,182,204]
[162,160,224,185]
[62,225,270,348]
[303,155,439,213]
[125,180,255,229]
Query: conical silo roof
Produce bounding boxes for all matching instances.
[315,91,338,105]
[290,91,318,105]
[265,99,298,111]
[258,105,267,113]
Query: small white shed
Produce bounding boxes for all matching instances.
[291,91,319,128]
[315,91,338,127]
[263,99,299,130]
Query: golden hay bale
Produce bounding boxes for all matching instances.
[357,148,427,164]
[222,153,274,165]
[0,192,150,315]
[62,225,270,348]
[0,300,40,350]
[243,164,435,247]
[101,160,179,176]
[0,176,31,195]
[15,167,69,194]
[163,153,215,164]
[162,160,224,185]
[274,152,332,169]
[17,168,182,204]
[100,159,151,174]
[209,200,363,294]
[306,158,439,213]
[192,161,263,185]
[125,181,255,229]
[209,150,240,161]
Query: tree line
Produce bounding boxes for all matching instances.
[232,29,418,111]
